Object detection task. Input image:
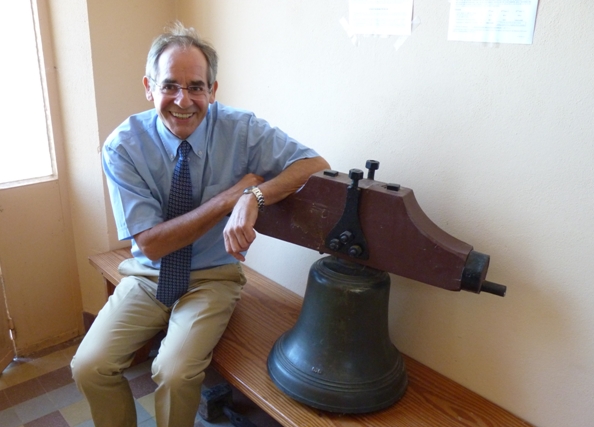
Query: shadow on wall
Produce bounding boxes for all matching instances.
[386,218,570,413]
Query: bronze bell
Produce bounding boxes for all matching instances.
[267,256,408,413]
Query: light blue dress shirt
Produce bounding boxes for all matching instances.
[102,102,319,270]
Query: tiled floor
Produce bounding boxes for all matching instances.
[0,340,281,427]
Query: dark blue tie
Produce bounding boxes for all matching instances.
[157,141,193,307]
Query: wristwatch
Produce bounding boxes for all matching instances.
[243,186,265,211]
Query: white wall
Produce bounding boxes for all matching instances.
[180,1,594,426]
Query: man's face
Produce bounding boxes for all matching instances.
[143,45,218,140]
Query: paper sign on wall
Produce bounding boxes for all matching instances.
[448,0,539,44]
[348,0,414,36]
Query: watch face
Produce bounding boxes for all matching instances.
[244,186,255,194]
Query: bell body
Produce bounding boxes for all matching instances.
[267,256,408,413]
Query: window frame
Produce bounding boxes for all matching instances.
[0,0,59,190]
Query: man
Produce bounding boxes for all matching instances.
[71,22,329,427]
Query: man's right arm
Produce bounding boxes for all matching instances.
[134,173,263,261]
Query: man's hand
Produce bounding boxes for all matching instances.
[224,192,260,261]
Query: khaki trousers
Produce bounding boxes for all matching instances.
[71,259,246,427]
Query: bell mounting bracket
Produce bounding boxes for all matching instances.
[324,168,370,260]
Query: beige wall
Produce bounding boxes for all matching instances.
[33,1,593,426]
[179,1,594,427]
[48,0,175,314]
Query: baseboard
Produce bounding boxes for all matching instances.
[17,329,81,357]
[82,311,96,333]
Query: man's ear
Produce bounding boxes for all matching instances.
[209,81,218,104]
[143,76,154,101]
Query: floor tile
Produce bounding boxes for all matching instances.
[13,393,57,424]
[139,417,157,427]
[29,351,72,378]
[38,366,73,393]
[0,361,42,391]
[135,401,153,424]
[59,398,92,427]
[136,392,156,417]
[0,407,24,427]
[5,378,46,406]
[123,359,153,380]
[129,373,157,399]
[46,383,84,409]
[0,389,11,411]
[24,410,69,427]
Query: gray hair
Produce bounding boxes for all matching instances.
[145,21,218,87]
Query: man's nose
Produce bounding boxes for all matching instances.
[174,88,193,108]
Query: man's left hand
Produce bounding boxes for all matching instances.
[224,193,260,261]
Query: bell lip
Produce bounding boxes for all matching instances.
[271,333,405,389]
[267,335,408,414]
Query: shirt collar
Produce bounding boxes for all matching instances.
[156,107,210,161]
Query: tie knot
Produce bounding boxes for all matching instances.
[179,140,191,158]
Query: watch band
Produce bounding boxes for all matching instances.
[243,186,265,211]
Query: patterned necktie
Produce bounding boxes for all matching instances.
[157,141,193,307]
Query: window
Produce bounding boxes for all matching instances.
[0,1,55,187]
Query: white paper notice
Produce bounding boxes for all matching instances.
[448,0,539,44]
[349,0,414,36]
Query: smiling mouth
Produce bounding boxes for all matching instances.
[171,111,194,119]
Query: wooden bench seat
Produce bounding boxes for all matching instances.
[89,248,531,427]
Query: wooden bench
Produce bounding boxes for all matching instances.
[89,248,531,427]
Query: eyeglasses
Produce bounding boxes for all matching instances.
[150,77,211,98]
